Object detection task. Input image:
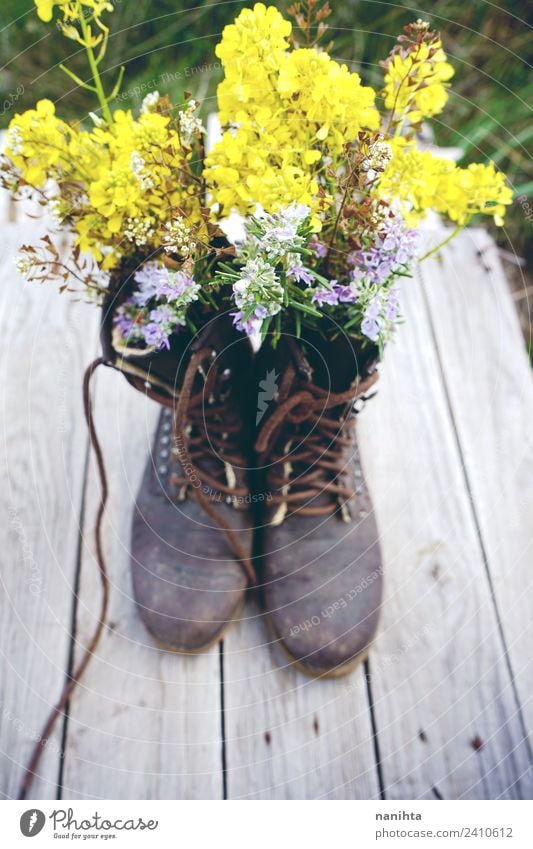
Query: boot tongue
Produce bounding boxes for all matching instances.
[297,330,379,394]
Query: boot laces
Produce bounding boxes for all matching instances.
[168,347,249,501]
[255,362,378,519]
[167,346,257,585]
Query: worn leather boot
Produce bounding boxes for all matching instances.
[254,332,383,677]
[101,307,256,652]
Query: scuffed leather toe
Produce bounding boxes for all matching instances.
[264,510,383,677]
[131,496,249,652]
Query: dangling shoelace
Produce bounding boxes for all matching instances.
[19,351,256,799]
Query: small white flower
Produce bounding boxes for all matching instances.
[48,197,68,226]
[130,151,154,190]
[7,126,23,155]
[162,216,196,256]
[124,217,155,246]
[361,139,392,184]
[178,101,205,145]
[16,253,33,279]
[141,91,161,114]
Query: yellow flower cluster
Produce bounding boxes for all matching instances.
[377,139,512,226]
[206,3,379,227]
[5,99,78,185]
[34,0,112,23]
[6,100,205,266]
[383,42,454,124]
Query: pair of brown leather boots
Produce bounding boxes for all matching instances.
[103,310,383,678]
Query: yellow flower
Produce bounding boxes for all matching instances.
[5,99,73,186]
[382,21,454,127]
[5,97,206,263]
[33,0,112,23]
[34,0,60,21]
[278,49,379,145]
[206,5,378,225]
[377,139,512,226]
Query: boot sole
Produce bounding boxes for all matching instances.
[266,611,371,679]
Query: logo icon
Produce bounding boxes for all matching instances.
[256,368,279,425]
[20,809,46,837]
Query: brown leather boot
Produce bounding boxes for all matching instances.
[254,332,383,677]
[101,307,256,652]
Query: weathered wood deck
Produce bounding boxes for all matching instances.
[0,200,532,799]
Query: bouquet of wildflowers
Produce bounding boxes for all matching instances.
[1,0,512,354]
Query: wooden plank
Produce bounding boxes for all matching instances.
[358,236,532,799]
[0,222,96,798]
[61,367,224,800]
[222,614,380,799]
[420,226,533,736]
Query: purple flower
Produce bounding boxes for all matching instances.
[133,262,197,306]
[231,311,262,337]
[150,304,175,325]
[349,215,419,287]
[289,265,315,285]
[361,316,380,342]
[114,311,135,338]
[365,298,381,320]
[385,287,400,320]
[133,262,171,305]
[336,285,357,303]
[142,322,171,350]
[166,270,197,303]
[312,288,339,307]
[309,239,328,258]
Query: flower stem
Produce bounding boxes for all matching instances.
[79,14,113,124]
[418,224,464,263]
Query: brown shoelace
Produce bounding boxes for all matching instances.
[170,346,256,585]
[19,349,255,798]
[255,361,378,518]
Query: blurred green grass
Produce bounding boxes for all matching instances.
[1,1,531,287]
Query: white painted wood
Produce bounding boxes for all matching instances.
[61,367,224,800]
[420,226,533,736]
[0,222,97,798]
[222,611,380,799]
[359,237,532,799]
